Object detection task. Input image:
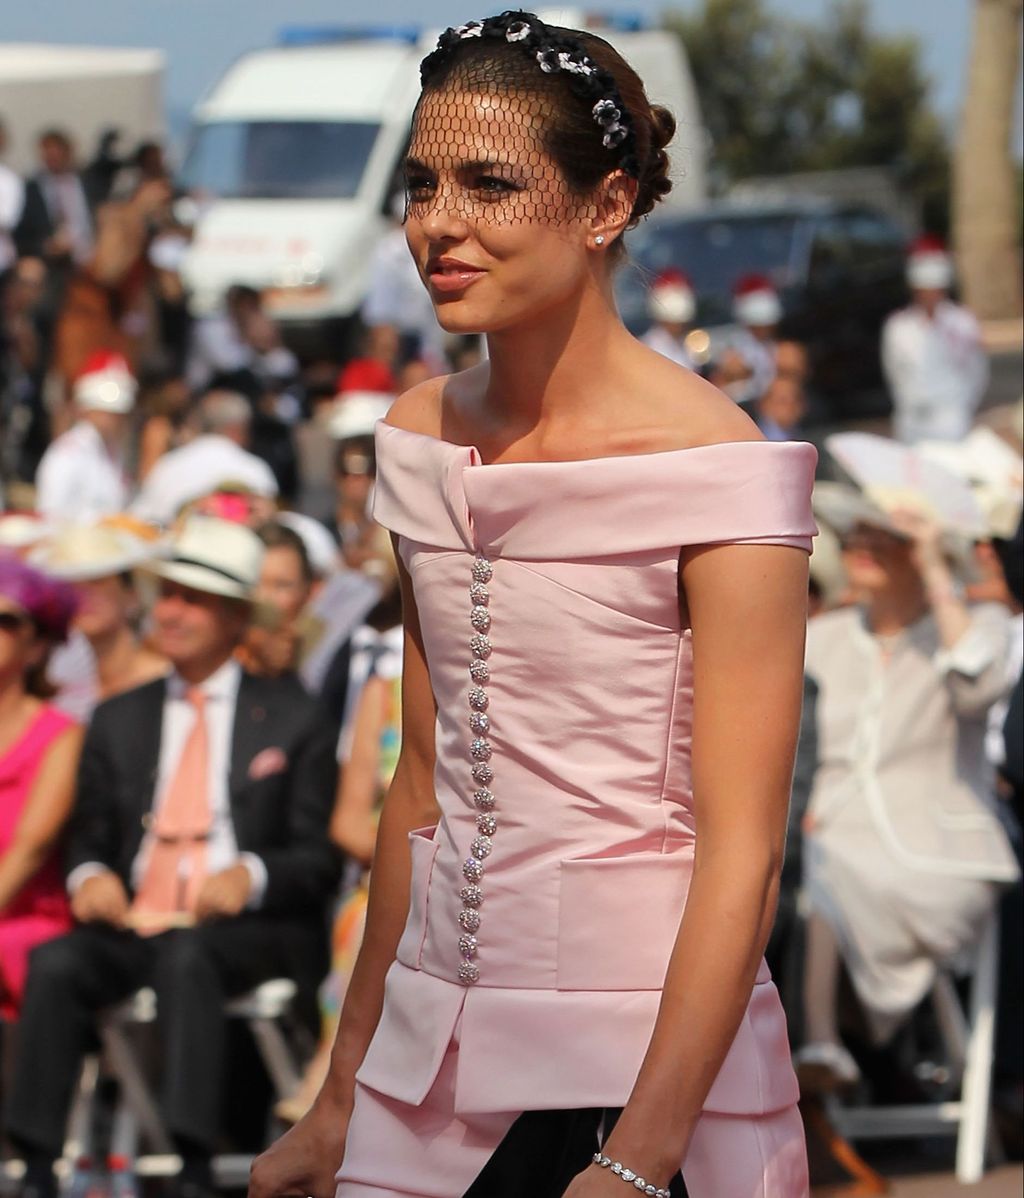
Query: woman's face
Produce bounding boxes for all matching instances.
[0,597,41,682]
[73,575,135,641]
[840,522,915,594]
[404,88,594,334]
[257,545,311,624]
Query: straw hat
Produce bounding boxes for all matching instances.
[31,523,163,582]
[145,515,264,604]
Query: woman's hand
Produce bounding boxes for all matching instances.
[248,1096,349,1198]
[886,507,946,574]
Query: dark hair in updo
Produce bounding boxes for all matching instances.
[416,11,675,240]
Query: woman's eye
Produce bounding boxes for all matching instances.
[405,175,435,197]
[474,175,518,196]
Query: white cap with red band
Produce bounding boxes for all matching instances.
[648,269,696,325]
[906,235,953,291]
[733,273,782,327]
[73,350,137,415]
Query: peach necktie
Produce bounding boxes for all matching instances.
[131,687,212,934]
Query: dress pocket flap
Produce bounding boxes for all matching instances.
[556,852,693,990]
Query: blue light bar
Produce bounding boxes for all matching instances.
[278,25,420,47]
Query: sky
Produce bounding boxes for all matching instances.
[1,0,1020,152]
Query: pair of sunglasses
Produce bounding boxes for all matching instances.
[0,610,31,634]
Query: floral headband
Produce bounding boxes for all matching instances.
[420,10,639,177]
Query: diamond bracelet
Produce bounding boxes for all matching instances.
[591,1152,672,1198]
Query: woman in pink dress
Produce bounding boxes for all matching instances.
[251,11,815,1198]
[0,558,82,1018]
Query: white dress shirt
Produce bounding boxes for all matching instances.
[0,161,24,271]
[68,658,267,906]
[882,300,988,444]
[35,420,130,521]
[132,433,278,526]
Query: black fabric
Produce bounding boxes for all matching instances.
[464,1108,688,1197]
[5,917,319,1158]
[464,1108,603,1197]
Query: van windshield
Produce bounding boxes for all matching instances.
[180,120,380,199]
[618,213,803,329]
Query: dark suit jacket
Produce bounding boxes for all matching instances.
[65,670,343,920]
[13,172,96,260]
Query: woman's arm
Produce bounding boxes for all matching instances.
[316,545,439,1122]
[595,542,809,1185]
[329,674,390,865]
[0,724,83,914]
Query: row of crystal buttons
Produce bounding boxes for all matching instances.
[458,554,496,985]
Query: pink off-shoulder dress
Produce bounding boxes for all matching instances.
[0,706,75,1018]
[337,424,817,1198]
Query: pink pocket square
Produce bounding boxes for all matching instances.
[247,747,288,781]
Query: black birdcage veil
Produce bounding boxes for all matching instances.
[405,11,639,231]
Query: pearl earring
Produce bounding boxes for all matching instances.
[595,235,606,246]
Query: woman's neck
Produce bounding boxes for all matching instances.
[482,278,632,440]
[865,581,928,637]
[0,673,28,724]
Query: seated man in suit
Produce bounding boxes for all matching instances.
[7,515,342,1198]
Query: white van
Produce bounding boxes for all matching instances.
[177,14,705,343]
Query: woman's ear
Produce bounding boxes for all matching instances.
[588,169,636,251]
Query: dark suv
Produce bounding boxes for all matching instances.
[616,199,909,420]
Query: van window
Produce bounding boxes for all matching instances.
[180,120,380,199]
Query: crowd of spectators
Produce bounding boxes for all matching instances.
[0,119,1021,1192]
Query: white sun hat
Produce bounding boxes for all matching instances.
[825,431,988,540]
[0,513,54,551]
[276,511,340,578]
[31,523,164,581]
[328,392,394,441]
[145,515,265,604]
[73,350,137,415]
[917,427,1024,540]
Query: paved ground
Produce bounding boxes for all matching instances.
[813,1164,1023,1196]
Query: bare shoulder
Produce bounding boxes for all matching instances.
[627,342,764,452]
[384,365,488,438]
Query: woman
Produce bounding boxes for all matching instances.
[34,523,167,717]
[239,522,317,677]
[796,495,1019,1090]
[251,12,815,1197]
[0,558,81,1018]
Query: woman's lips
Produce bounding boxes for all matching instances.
[427,261,486,294]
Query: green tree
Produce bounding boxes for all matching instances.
[667,0,950,228]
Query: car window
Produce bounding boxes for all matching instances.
[180,120,380,200]
[843,210,908,273]
[619,213,801,329]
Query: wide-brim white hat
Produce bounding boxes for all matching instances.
[916,428,1024,540]
[825,432,988,540]
[812,481,904,539]
[31,523,164,581]
[144,515,264,604]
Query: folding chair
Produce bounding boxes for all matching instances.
[825,907,1002,1184]
[66,978,308,1183]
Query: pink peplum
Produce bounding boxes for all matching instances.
[357,422,817,1123]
